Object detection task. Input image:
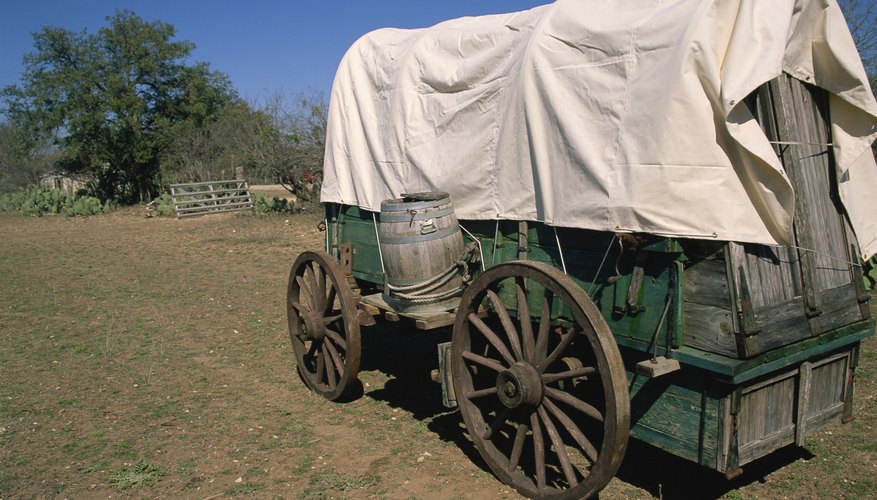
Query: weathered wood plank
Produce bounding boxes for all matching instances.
[683,302,738,356]
[818,283,864,332]
[743,297,812,356]
[684,259,731,308]
[628,370,721,468]
[795,362,812,445]
[771,76,853,305]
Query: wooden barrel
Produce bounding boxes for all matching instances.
[379,192,466,313]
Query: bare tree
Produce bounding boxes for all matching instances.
[259,90,327,201]
[839,0,877,87]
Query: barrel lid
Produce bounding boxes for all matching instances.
[381,191,451,212]
[401,192,448,202]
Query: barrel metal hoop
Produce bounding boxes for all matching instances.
[379,226,461,245]
[381,197,450,213]
[379,206,455,222]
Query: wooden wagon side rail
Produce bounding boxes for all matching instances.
[170,180,254,218]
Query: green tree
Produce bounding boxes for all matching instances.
[0,121,57,193]
[162,102,277,183]
[1,10,238,203]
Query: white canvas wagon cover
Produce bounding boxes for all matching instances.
[320,0,877,258]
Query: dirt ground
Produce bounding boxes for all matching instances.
[0,207,875,499]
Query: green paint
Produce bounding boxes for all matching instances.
[626,355,722,468]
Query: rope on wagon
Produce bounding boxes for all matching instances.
[386,245,478,303]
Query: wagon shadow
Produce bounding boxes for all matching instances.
[613,440,812,498]
[356,319,812,498]
[358,320,490,465]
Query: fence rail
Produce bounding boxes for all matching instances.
[170,180,254,218]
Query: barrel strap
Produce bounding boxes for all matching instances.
[386,245,477,302]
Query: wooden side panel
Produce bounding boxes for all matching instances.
[737,372,797,464]
[628,367,722,468]
[803,353,849,430]
[772,77,852,295]
[719,346,857,469]
[728,242,802,310]
[683,243,739,357]
[337,206,383,284]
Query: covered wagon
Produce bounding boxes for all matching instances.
[286,1,877,498]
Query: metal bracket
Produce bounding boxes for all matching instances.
[338,242,353,275]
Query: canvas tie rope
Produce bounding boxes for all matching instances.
[553,226,568,275]
[459,223,486,271]
[588,234,618,296]
[763,243,863,269]
[372,212,386,277]
[768,140,833,147]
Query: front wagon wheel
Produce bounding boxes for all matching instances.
[287,250,361,401]
[451,261,629,499]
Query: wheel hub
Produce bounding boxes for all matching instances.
[299,308,325,342]
[496,362,543,409]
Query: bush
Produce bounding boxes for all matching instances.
[0,187,113,216]
[17,188,66,216]
[150,193,175,216]
[62,195,107,216]
[253,192,295,214]
[0,191,27,212]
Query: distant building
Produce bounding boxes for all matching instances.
[40,174,85,197]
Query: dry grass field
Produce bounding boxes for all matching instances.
[0,207,875,499]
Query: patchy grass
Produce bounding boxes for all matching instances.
[299,468,379,499]
[108,461,165,489]
[0,208,875,499]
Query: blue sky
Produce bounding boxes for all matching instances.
[0,0,548,104]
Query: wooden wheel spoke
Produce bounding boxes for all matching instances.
[535,290,553,364]
[530,411,546,489]
[465,387,498,401]
[295,275,314,310]
[306,264,320,309]
[289,301,308,314]
[291,335,306,355]
[461,350,506,374]
[314,346,325,380]
[482,408,511,440]
[323,313,343,327]
[538,406,578,487]
[545,387,604,423]
[507,422,528,473]
[487,290,523,361]
[305,340,319,357]
[313,263,327,308]
[324,284,337,316]
[539,327,577,372]
[542,366,596,385]
[324,338,345,379]
[468,313,515,366]
[324,328,348,351]
[515,278,535,362]
[543,397,598,463]
[321,344,337,390]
